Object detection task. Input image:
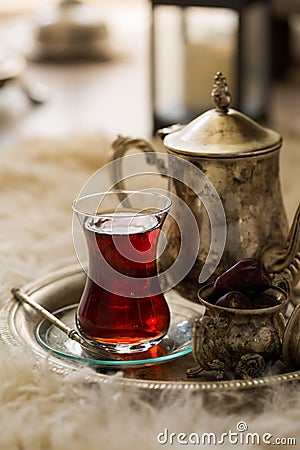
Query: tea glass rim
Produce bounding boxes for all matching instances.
[72,189,172,219]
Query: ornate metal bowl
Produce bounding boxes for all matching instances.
[187,284,289,380]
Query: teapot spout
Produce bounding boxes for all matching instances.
[261,203,300,296]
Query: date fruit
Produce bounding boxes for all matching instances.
[215,291,252,309]
[252,293,279,309]
[213,258,272,298]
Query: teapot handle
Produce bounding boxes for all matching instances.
[108,135,168,191]
[261,203,300,298]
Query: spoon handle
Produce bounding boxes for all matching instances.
[12,288,83,343]
[11,288,119,360]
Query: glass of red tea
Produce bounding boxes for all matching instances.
[73,190,172,354]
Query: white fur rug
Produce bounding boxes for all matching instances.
[0,133,300,450]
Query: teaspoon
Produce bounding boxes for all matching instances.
[11,288,120,361]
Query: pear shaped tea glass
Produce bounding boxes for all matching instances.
[73,190,172,354]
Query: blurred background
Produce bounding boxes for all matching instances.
[0,0,299,147]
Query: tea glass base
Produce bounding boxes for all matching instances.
[76,327,166,355]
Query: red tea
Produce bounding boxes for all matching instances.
[76,212,170,353]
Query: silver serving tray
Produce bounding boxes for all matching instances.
[1,265,300,393]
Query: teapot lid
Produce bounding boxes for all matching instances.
[163,72,282,158]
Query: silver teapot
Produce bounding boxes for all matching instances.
[110,72,300,301]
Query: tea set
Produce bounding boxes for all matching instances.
[13,72,300,382]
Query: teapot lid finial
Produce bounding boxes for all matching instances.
[211,71,231,113]
[163,71,282,157]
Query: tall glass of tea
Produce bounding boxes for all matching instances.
[73,190,172,354]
